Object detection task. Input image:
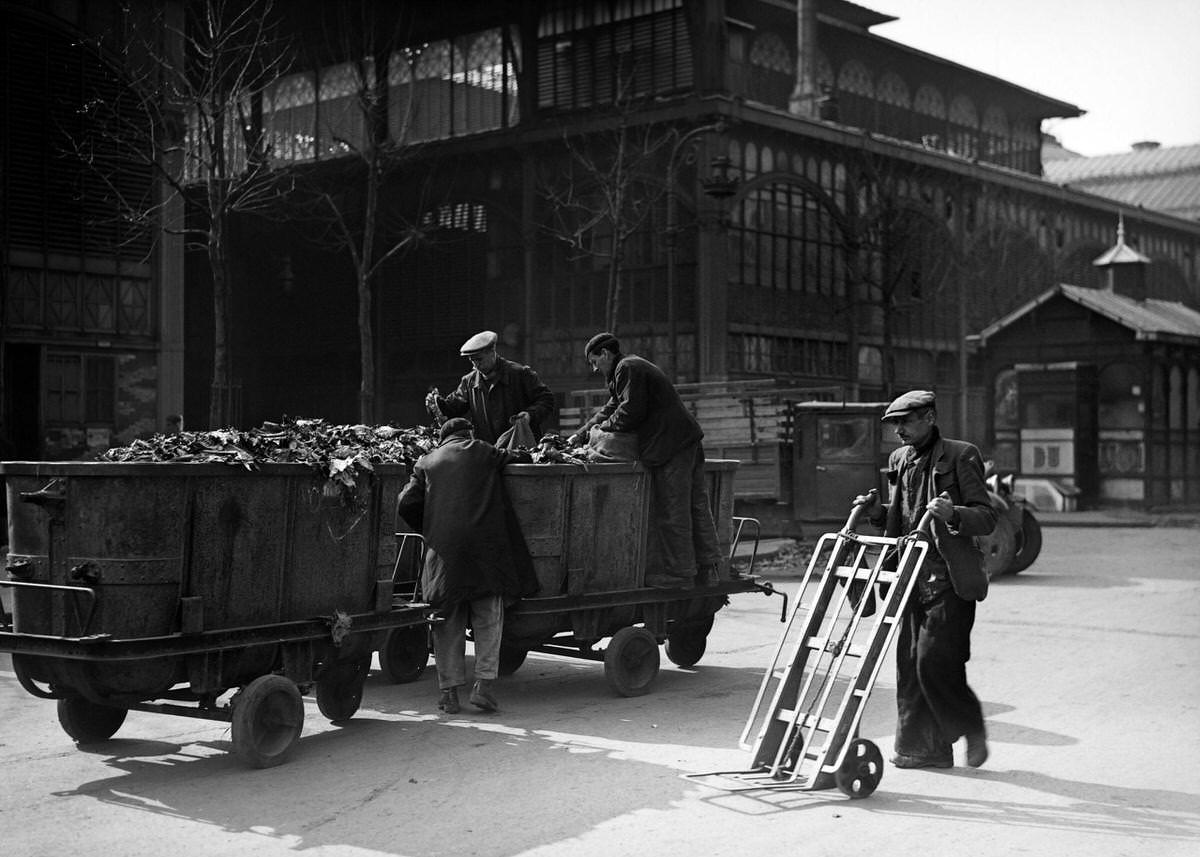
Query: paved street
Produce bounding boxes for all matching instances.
[2,525,1198,857]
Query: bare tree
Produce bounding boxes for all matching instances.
[75,0,292,428]
[538,73,677,333]
[294,6,429,423]
[835,156,958,397]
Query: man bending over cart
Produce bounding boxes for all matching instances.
[396,418,538,714]
[568,332,722,590]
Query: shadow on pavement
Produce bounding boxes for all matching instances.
[694,766,1200,842]
[38,653,806,856]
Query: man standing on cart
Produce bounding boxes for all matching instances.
[396,418,537,714]
[859,390,997,770]
[434,330,556,445]
[568,332,722,590]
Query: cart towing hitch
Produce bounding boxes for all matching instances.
[751,579,788,623]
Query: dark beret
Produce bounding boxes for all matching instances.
[584,331,619,357]
[439,417,474,441]
[460,330,498,356]
[882,390,936,421]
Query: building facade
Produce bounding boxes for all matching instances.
[1,1,184,460]
[7,0,1200,506]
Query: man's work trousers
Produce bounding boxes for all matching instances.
[894,587,985,761]
[433,594,504,691]
[650,441,722,579]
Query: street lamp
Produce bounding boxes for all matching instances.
[701,155,740,200]
[665,118,728,378]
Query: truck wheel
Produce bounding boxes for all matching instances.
[835,738,883,798]
[315,656,370,722]
[57,697,127,744]
[604,627,660,697]
[979,514,1016,579]
[379,625,429,684]
[232,674,304,768]
[498,644,527,676]
[1007,510,1043,574]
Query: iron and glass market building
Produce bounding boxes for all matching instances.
[3,0,1199,507]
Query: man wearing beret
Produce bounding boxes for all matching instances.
[435,330,555,445]
[396,418,538,714]
[568,332,722,590]
[857,390,997,770]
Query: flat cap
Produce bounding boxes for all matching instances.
[439,417,474,441]
[882,390,936,421]
[584,331,619,357]
[459,330,498,356]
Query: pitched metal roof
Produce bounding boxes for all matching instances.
[976,284,1200,346]
[1043,143,1200,220]
[1044,143,1200,181]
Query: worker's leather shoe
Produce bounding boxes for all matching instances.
[966,731,989,768]
[469,679,499,712]
[891,754,952,769]
[644,574,694,590]
[437,687,460,714]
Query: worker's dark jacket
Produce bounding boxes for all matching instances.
[395,436,538,609]
[875,430,997,601]
[581,354,702,467]
[440,357,555,444]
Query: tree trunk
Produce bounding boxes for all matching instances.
[208,217,233,429]
[359,156,379,424]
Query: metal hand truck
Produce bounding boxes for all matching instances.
[687,491,933,798]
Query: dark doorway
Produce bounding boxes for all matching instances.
[4,343,40,459]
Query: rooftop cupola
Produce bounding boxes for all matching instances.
[1092,215,1151,302]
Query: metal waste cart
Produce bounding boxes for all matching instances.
[402,459,782,697]
[0,461,433,768]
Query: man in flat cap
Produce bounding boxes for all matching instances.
[857,389,997,770]
[568,332,722,590]
[435,330,555,446]
[396,418,538,714]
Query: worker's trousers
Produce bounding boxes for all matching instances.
[433,594,504,691]
[650,441,722,579]
[894,585,985,761]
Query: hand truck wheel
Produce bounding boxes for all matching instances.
[834,738,884,798]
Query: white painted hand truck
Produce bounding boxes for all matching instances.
[687,491,933,798]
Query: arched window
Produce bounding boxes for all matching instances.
[981,104,1009,166]
[948,94,978,159]
[836,59,874,128]
[747,31,793,108]
[876,71,911,139]
[318,61,369,158]
[749,31,791,71]
[263,73,316,162]
[913,84,946,150]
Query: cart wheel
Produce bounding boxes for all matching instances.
[604,627,660,697]
[1007,509,1042,574]
[13,654,60,699]
[232,674,304,768]
[664,627,707,668]
[835,738,884,799]
[665,614,714,668]
[498,644,527,676]
[57,697,128,744]
[316,656,371,722]
[379,625,429,684]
